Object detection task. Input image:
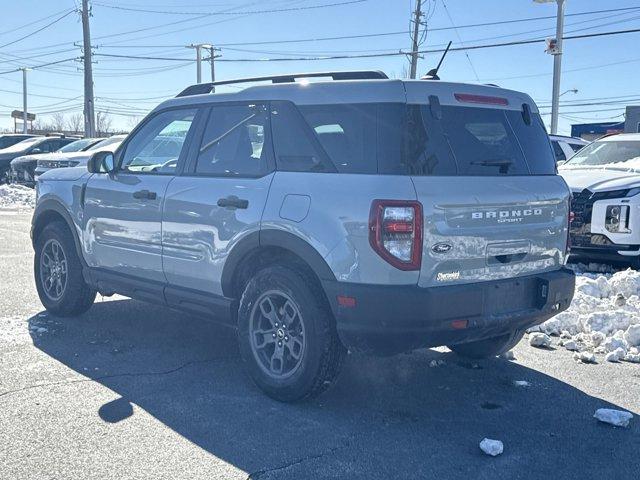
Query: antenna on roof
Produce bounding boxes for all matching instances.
[421,41,452,81]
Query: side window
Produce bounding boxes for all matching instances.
[37,141,56,153]
[552,141,566,162]
[120,108,196,174]
[195,103,270,176]
[270,101,334,173]
[298,104,377,174]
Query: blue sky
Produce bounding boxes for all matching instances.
[1,0,639,134]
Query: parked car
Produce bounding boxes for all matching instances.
[549,134,589,165]
[0,136,74,182]
[9,138,103,186]
[0,133,39,150]
[32,71,575,401]
[33,135,126,181]
[560,133,640,266]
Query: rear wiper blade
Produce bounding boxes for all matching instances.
[470,159,512,167]
[470,159,513,174]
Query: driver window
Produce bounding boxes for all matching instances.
[120,109,196,174]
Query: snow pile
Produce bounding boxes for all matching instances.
[535,268,640,363]
[0,184,36,209]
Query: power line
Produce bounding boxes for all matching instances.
[441,0,480,81]
[0,57,78,75]
[0,9,76,50]
[87,27,640,65]
[92,0,367,15]
[97,4,640,48]
[0,7,75,37]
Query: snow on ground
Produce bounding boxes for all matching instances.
[0,184,36,209]
[532,265,640,364]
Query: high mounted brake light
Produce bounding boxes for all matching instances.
[369,200,423,271]
[454,93,509,106]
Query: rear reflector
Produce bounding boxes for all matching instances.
[454,93,509,106]
[337,295,356,308]
[451,319,468,330]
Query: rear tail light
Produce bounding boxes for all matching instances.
[369,200,423,271]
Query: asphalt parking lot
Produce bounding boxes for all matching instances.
[1,208,639,480]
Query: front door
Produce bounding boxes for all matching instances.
[162,103,274,296]
[82,108,199,283]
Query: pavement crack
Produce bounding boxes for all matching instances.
[0,356,229,400]
[246,441,349,479]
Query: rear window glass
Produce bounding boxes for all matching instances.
[400,105,555,176]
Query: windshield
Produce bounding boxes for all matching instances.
[563,140,640,169]
[58,138,96,153]
[1,136,42,153]
[88,137,124,152]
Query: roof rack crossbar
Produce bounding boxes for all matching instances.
[175,70,388,98]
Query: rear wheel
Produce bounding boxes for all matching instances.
[448,330,524,359]
[34,222,96,317]
[237,265,345,402]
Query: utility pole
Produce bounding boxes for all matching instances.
[187,44,209,84]
[535,0,565,134]
[20,68,29,134]
[550,0,565,135]
[81,0,96,137]
[409,0,423,79]
[208,46,216,85]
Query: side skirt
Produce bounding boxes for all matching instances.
[84,267,237,328]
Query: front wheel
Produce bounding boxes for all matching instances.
[448,330,524,359]
[34,222,96,317]
[237,266,345,402]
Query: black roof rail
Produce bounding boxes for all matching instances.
[175,70,388,98]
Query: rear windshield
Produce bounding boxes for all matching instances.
[398,105,556,176]
[284,102,555,176]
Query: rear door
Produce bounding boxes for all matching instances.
[399,92,569,288]
[82,108,198,284]
[162,102,274,297]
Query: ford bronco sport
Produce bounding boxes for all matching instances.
[32,71,575,402]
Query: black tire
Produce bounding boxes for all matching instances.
[237,265,345,402]
[34,221,96,317]
[448,330,524,359]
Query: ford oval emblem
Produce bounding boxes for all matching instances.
[431,242,452,254]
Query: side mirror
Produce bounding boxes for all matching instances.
[31,148,42,154]
[87,151,115,174]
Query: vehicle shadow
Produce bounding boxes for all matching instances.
[28,299,639,480]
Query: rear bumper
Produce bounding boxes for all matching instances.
[569,245,640,264]
[323,268,575,355]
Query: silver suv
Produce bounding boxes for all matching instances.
[32,71,575,401]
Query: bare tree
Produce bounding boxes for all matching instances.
[96,112,113,136]
[67,113,84,134]
[126,115,143,132]
[50,112,66,132]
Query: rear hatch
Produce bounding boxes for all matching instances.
[402,83,570,288]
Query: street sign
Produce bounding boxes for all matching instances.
[11,110,35,121]
[545,38,560,55]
